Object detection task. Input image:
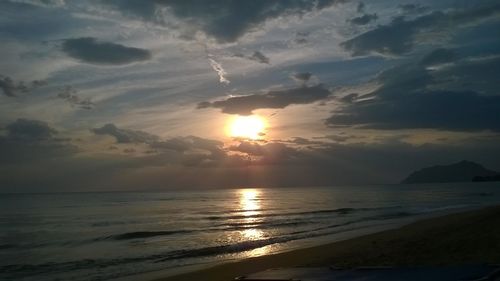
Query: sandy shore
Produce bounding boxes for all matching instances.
[154,205,500,281]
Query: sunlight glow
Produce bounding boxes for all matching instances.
[240,189,260,216]
[238,189,264,241]
[228,116,266,140]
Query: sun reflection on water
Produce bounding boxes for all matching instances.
[240,189,260,215]
[238,189,265,241]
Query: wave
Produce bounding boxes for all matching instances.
[1,209,419,279]
[409,204,473,215]
[98,230,194,241]
[204,206,402,221]
[95,219,314,241]
[92,206,406,242]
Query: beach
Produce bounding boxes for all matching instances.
[157,205,500,281]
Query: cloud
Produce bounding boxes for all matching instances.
[3,134,500,191]
[7,0,65,7]
[0,75,47,97]
[151,136,223,154]
[151,136,228,166]
[398,4,429,15]
[233,51,270,64]
[248,51,270,64]
[101,0,346,43]
[56,86,94,109]
[326,53,500,131]
[61,37,152,65]
[291,31,310,45]
[5,118,57,141]
[229,141,298,164]
[291,72,312,84]
[91,124,229,166]
[431,55,500,96]
[327,90,500,131]
[341,3,500,56]
[92,123,159,143]
[2,120,500,191]
[0,119,76,167]
[349,13,378,25]
[197,85,331,115]
[356,2,365,13]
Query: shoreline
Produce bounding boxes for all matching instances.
[153,205,500,281]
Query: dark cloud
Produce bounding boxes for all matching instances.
[91,124,229,166]
[0,75,47,97]
[150,136,234,167]
[0,119,76,166]
[229,141,298,164]
[56,86,94,110]
[341,3,500,56]
[5,118,57,141]
[349,13,377,25]
[229,141,265,156]
[327,90,500,131]
[102,0,346,43]
[61,37,152,65]
[151,136,224,155]
[249,51,270,64]
[322,134,352,143]
[286,137,324,145]
[341,13,439,56]
[197,85,331,115]
[326,54,500,131]
[356,2,365,13]
[233,51,270,64]
[291,72,312,84]
[420,48,457,66]
[92,123,159,143]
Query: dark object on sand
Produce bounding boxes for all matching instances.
[235,266,500,281]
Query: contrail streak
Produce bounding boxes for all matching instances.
[197,41,230,85]
[208,57,230,85]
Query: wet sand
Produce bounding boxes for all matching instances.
[154,205,500,281]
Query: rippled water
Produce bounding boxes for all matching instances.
[1,182,500,281]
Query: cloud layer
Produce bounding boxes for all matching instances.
[61,37,152,65]
[102,0,346,42]
[341,3,500,56]
[198,85,331,115]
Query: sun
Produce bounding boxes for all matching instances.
[228,115,266,140]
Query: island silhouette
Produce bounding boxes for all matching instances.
[402,160,500,184]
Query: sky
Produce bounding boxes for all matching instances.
[1,0,500,192]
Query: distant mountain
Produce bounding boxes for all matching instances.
[402,160,499,184]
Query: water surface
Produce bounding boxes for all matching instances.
[1,182,499,281]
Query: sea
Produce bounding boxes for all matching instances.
[1,182,500,281]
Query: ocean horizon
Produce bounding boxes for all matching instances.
[2,182,500,281]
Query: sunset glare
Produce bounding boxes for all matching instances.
[228,116,266,140]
